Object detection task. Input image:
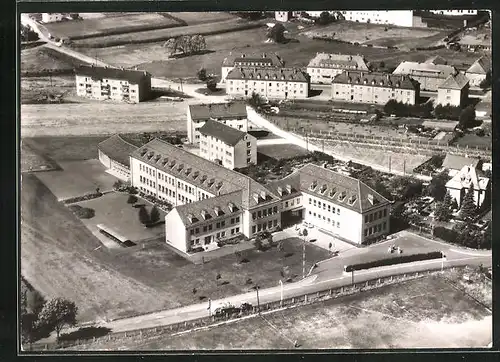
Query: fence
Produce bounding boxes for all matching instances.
[29,268,459,351]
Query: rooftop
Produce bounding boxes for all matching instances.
[97,134,139,167]
[226,67,310,83]
[442,154,480,171]
[307,53,369,71]
[424,55,448,65]
[198,120,248,146]
[75,65,151,84]
[393,61,457,79]
[188,102,247,121]
[222,52,285,67]
[466,55,491,75]
[333,71,419,90]
[439,73,469,90]
[446,164,489,191]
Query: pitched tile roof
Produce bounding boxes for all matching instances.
[307,53,369,71]
[446,165,489,191]
[226,67,310,83]
[198,120,247,146]
[188,102,247,121]
[131,138,278,208]
[266,172,302,199]
[439,73,469,90]
[97,134,139,167]
[425,55,448,65]
[75,65,151,84]
[333,71,419,90]
[222,52,285,67]
[466,56,491,75]
[442,154,480,171]
[393,61,457,79]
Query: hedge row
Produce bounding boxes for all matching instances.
[21,69,75,78]
[66,22,185,41]
[414,45,445,51]
[63,192,103,204]
[344,251,443,272]
[432,226,458,243]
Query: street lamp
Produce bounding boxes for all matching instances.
[302,228,308,280]
[208,298,212,317]
[441,251,445,272]
[279,280,284,307]
[256,286,261,314]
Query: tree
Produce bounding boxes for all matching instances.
[191,34,207,53]
[36,298,78,342]
[21,312,38,347]
[206,77,217,91]
[197,68,207,81]
[434,197,452,222]
[459,183,477,221]
[254,235,263,250]
[138,206,150,225]
[479,70,491,89]
[248,91,264,108]
[127,195,137,204]
[267,23,286,43]
[150,205,161,224]
[458,105,477,129]
[425,170,449,201]
[316,11,332,25]
[379,61,385,69]
[164,38,178,56]
[113,180,123,190]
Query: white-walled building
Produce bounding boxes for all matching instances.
[339,10,415,27]
[221,52,285,83]
[307,53,369,84]
[198,120,257,170]
[97,134,138,182]
[446,165,489,208]
[41,13,66,23]
[392,61,457,91]
[226,67,310,100]
[464,56,491,87]
[75,66,151,103]
[429,10,478,16]
[332,71,420,105]
[275,11,292,22]
[436,73,469,107]
[186,102,248,144]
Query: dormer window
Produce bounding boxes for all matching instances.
[228,202,235,213]
[253,192,260,203]
[185,167,192,175]
[207,178,215,187]
[177,164,184,172]
[367,193,378,205]
[338,191,347,202]
[147,151,154,159]
[260,191,267,200]
[277,186,283,196]
[286,184,292,194]
[193,171,199,179]
[200,210,209,220]
[162,157,169,166]
[347,195,357,205]
[200,175,207,183]
[140,149,148,157]
[329,188,336,198]
[214,206,222,216]
[154,154,161,162]
[170,160,176,168]
[216,181,223,189]
[309,181,318,191]
[320,184,327,194]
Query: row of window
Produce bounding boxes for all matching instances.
[252,219,279,234]
[81,77,131,85]
[229,81,305,88]
[308,211,340,228]
[252,206,279,220]
[139,177,199,204]
[364,222,387,237]
[309,198,341,215]
[190,227,241,246]
[189,216,241,235]
[284,198,301,209]
[365,209,388,224]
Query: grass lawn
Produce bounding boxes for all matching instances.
[23,136,109,162]
[20,141,59,173]
[21,76,77,105]
[165,12,238,26]
[455,134,491,149]
[21,46,86,75]
[67,273,492,350]
[258,144,311,161]
[34,160,119,200]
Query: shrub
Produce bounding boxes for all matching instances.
[253,237,263,250]
[433,226,458,243]
[344,251,443,272]
[127,195,138,204]
[69,205,95,219]
[197,68,207,81]
[206,78,217,91]
[191,246,204,253]
[63,192,103,204]
[150,206,161,223]
[138,206,150,225]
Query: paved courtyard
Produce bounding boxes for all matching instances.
[276,226,357,254]
[34,159,118,201]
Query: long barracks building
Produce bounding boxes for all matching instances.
[129,139,391,253]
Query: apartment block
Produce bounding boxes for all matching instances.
[339,11,415,27]
[307,53,369,84]
[75,65,152,103]
[392,60,457,91]
[429,10,478,16]
[436,73,469,107]
[221,52,285,83]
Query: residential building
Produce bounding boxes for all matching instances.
[464,56,491,87]
[75,65,152,103]
[97,134,138,181]
[275,11,292,22]
[331,71,420,105]
[41,13,66,23]
[307,53,369,84]
[186,102,248,144]
[339,11,415,27]
[221,52,285,83]
[226,67,310,100]
[436,73,469,107]
[392,60,457,91]
[446,165,489,208]
[198,120,257,170]
[429,10,478,16]
[441,154,480,177]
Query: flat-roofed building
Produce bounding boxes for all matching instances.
[436,73,469,107]
[226,67,310,100]
[392,60,457,91]
[221,52,285,83]
[198,120,257,170]
[307,53,369,84]
[339,10,415,27]
[75,65,152,103]
[186,102,248,144]
[332,71,420,105]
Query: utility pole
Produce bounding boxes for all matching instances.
[388,155,392,172]
[256,286,261,314]
[351,270,354,285]
[403,158,406,175]
[302,228,308,280]
[179,78,184,93]
[279,280,283,307]
[208,298,212,317]
[322,139,325,153]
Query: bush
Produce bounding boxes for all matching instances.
[344,251,443,272]
[69,205,95,219]
[63,192,103,204]
[253,238,263,250]
[197,68,207,81]
[127,195,138,204]
[191,246,204,253]
[150,206,161,223]
[206,78,217,91]
[433,226,459,243]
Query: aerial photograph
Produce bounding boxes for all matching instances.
[20,9,492,351]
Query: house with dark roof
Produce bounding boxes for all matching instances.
[436,73,469,107]
[307,53,369,84]
[97,134,139,181]
[226,67,310,100]
[75,65,152,103]
[441,153,481,177]
[186,102,248,144]
[392,61,457,91]
[332,71,420,105]
[464,56,491,87]
[198,120,257,170]
[221,52,285,83]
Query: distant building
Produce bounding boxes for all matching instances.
[41,13,66,23]
[392,60,457,91]
[331,71,420,105]
[275,11,292,22]
[446,165,489,208]
[198,120,257,170]
[464,56,491,87]
[226,67,310,100]
[339,10,415,27]
[307,53,369,84]
[97,134,139,181]
[441,154,481,177]
[429,10,478,16]
[221,52,285,83]
[436,73,469,107]
[186,102,248,144]
[75,65,152,103]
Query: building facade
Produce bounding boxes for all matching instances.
[331,71,420,105]
[198,120,257,170]
[75,66,152,103]
[339,11,415,27]
[307,53,369,84]
[186,102,248,144]
[41,13,66,23]
[446,165,489,208]
[97,134,138,182]
[464,56,491,87]
[226,67,310,100]
[221,53,285,83]
[275,11,291,22]
[436,73,469,107]
[392,61,457,91]
[429,10,478,16]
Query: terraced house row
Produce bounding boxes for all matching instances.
[128,139,391,253]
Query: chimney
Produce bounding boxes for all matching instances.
[260,190,267,200]
[277,186,283,196]
[286,184,292,194]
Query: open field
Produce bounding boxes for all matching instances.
[34,160,119,201]
[44,13,183,40]
[20,141,59,173]
[455,134,492,148]
[23,136,108,162]
[258,144,311,161]
[21,46,86,75]
[164,12,238,26]
[65,273,492,350]
[21,76,78,105]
